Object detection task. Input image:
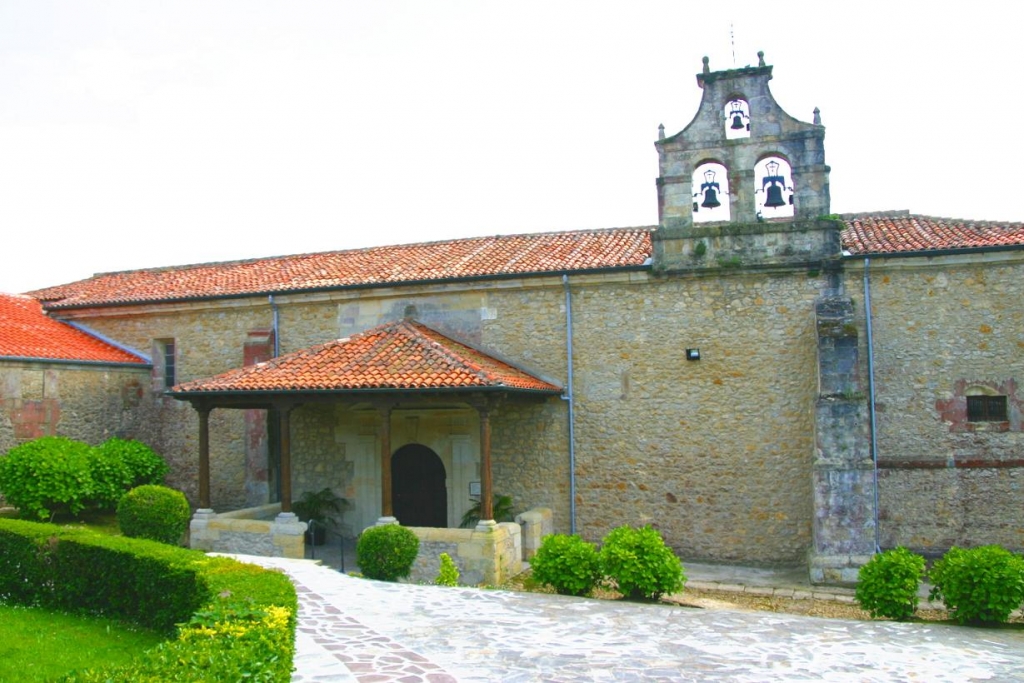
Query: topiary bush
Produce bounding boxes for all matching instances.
[435,552,460,587]
[928,545,1024,624]
[599,525,686,600]
[117,485,191,545]
[530,533,602,596]
[854,547,925,620]
[356,524,420,582]
[97,438,169,488]
[0,436,95,520]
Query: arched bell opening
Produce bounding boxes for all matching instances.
[754,155,795,219]
[692,161,730,223]
[724,98,750,140]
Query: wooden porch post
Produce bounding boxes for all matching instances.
[379,403,394,518]
[479,405,493,522]
[197,405,212,509]
[279,405,293,513]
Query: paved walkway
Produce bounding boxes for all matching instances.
[236,556,1024,682]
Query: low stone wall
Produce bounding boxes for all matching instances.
[190,504,306,559]
[515,507,553,560]
[408,522,522,586]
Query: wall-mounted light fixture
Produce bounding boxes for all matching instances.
[686,348,701,361]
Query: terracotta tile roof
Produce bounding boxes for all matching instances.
[32,228,654,310]
[0,293,146,364]
[841,212,1024,255]
[171,319,561,396]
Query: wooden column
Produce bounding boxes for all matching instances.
[278,406,294,513]
[379,404,394,517]
[479,405,493,522]
[197,405,212,509]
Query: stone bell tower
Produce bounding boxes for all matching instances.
[652,52,837,271]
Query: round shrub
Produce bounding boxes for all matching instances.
[854,547,925,620]
[599,525,686,600]
[0,436,95,520]
[530,534,602,596]
[928,545,1024,624]
[87,445,133,510]
[117,485,191,545]
[356,524,420,582]
[98,438,169,488]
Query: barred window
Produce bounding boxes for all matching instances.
[966,395,1007,422]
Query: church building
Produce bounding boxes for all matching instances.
[3,54,1022,584]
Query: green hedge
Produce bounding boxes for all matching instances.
[0,519,297,682]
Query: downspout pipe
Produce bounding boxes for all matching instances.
[269,295,280,358]
[863,258,881,553]
[562,274,577,534]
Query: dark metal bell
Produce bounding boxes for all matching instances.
[701,188,721,209]
[764,185,785,208]
[731,114,745,130]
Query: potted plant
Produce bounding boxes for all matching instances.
[292,487,346,546]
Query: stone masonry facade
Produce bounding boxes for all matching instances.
[7,55,1021,584]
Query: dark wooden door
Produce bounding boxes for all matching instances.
[391,444,447,527]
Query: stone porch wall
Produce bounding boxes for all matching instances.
[190,504,306,559]
[408,522,522,586]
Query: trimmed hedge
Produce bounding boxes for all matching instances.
[98,438,169,488]
[0,519,297,682]
[118,485,191,545]
[854,547,925,620]
[357,523,420,581]
[530,534,602,596]
[0,436,172,520]
[0,436,96,520]
[928,545,1024,624]
[599,525,686,600]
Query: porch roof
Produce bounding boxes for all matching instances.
[169,319,561,399]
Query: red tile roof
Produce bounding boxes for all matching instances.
[841,212,1024,255]
[0,293,146,364]
[171,319,561,395]
[32,228,654,310]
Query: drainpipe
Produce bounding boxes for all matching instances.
[269,295,280,357]
[562,275,577,534]
[863,258,881,553]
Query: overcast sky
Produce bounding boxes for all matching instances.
[2,1,1021,294]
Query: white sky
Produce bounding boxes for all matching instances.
[2,1,1022,294]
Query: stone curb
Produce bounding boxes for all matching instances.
[686,580,857,603]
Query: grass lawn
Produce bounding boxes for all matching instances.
[0,604,166,681]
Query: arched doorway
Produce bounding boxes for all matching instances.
[391,444,447,527]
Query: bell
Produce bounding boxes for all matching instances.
[701,188,721,209]
[731,114,745,130]
[764,184,785,208]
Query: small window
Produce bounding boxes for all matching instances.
[967,395,1007,422]
[154,339,176,389]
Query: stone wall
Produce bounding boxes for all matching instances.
[190,505,306,559]
[844,253,1024,555]
[408,522,522,586]
[568,269,822,565]
[0,358,155,452]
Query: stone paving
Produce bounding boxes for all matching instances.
[236,556,1024,682]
